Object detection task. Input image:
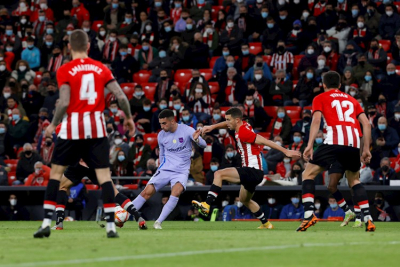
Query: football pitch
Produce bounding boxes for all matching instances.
[0,221,399,267]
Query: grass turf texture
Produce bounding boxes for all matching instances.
[0,221,399,267]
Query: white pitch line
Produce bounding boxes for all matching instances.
[2,241,400,267]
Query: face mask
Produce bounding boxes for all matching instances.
[315,138,323,144]
[143,106,151,112]
[242,49,249,55]
[186,24,193,30]
[227,22,234,28]
[117,155,125,162]
[120,51,127,56]
[386,11,393,17]
[20,18,27,24]
[365,75,372,82]
[39,16,45,22]
[302,12,309,19]
[0,128,5,134]
[222,200,228,207]
[227,62,234,68]
[209,165,218,172]
[236,201,243,208]
[350,91,357,97]
[160,104,167,110]
[3,92,11,98]
[307,49,314,55]
[387,71,395,75]
[106,128,113,134]
[182,115,190,121]
[261,12,268,18]
[352,10,359,17]
[125,18,132,24]
[155,2,162,7]
[323,46,331,53]
[112,3,119,9]
[134,91,143,97]
[382,165,389,172]
[357,22,364,28]
[161,76,167,81]
[109,36,116,42]
[82,27,91,32]
[395,114,400,120]
[267,23,274,29]
[277,112,285,118]
[218,129,227,136]
[10,199,17,206]
[191,151,195,157]
[19,66,27,72]
[99,31,106,36]
[227,152,234,158]
[379,99,386,104]
[374,199,383,206]
[293,136,301,143]
[0,65,5,72]
[291,198,300,205]
[114,139,122,145]
[12,114,20,121]
[67,30,72,35]
[110,108,118,114]
[306,73,314,79]
[175,3,181,8]
[6,47,13,52]
[318,59,325,66]
[255,74,263,81]
[24,150,32,156]
[35,169,42,175]
[378,124,386,131]
[369,111,376,116]
[280,15,287,20]
[6,30,13,36]
[165,26,171,32]
[275,141,282,146]
[213,114,221,121]
[222,51,230,57]
[315,203,321,209]
[268,198,276,205]
[246,100,253,106]
[330,203,338,209]
[142,45,149,51]
[284,158,291,163]
[145,25,153,32]
[174,104,181,110]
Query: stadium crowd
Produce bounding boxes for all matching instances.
[0,0,400,212]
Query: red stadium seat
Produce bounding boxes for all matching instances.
[303,106,312,112]
[133,70,151,84]
[285,106,302,119]
[249,42,262,55]
[258,132,271,140]
[292,55,304,80]
[174,69,192,87]
[142,82,157,102]
[199,69,213,81]
[8,171,16,185]
[379,40,391,52]
[120,83,137,100]
[86,184,99,190]
[264,106,278,118]
[211,6,224,21]
[396,66,400,75]
[4,159,18,165]
[263,55,272,66]
[209,56,219,69]
[91,20,103,32]
[208,81,219,94]
[143,133,158,150]
[34,71,42,86]
[395,2,400,13]
[290,118,298,126]
[220,106,230,117]
[390,157,397,168]
[387,53,393,63]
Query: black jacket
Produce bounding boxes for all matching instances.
[112,54,139,82]
[217,74,247,105]
[16,152,43,182]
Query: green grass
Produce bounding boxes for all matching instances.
[0,221,399,267]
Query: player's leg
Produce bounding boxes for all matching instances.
[296,163,324,232]
[114,186,147,230]
[238,186,273,229]
[192,168,241,216]
[131,184,157,211]
[350,188,363,227]
[34,164,67,238]
[154,182,184,229]
[346,170,375,232]
[53,175,73,230]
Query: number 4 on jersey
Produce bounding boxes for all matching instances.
[80,73,97,105]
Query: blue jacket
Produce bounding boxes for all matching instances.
[323,207,345,220]
[243,63,273,82]
[279,203,304,219]
[21,47,41,69]
[212,56,227,76]
[222,205,252,221]
[178,114,198,128]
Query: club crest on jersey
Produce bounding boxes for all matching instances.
[179,137,183,143]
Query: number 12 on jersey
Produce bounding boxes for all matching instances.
[80,73,98,105]
[332,100,355,123]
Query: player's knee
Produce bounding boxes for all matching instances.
[214,170,222,181]
[140,190,152,199]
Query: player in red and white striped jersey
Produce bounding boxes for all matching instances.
[34,30,135,239]
[296,71,375,232]
[192,108,301,229]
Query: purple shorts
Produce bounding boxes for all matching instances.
[148,170,188,192]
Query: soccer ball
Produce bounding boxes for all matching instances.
[114,206,129,228]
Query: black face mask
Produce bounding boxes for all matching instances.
[294,26,300,31]
[48,91,55,96]
[256,62,263,68]
[25,151,32,156]
[131,42,138,47]
[160,76,167,80]
[64,15,71,20]
[171,90,178,96]
[53,52,60,57]
[378,99,386,104]
[369,111,376,116]
[182,17,188,20]
[303,116,311,123]
[192,77,199,82]
[40,116,47,121]
[9,81,15,87]
[26,32,32,36]
[371,46,378,51]
[106,128,113,133]
[278,46,285,53]
[382,165,389,172]
[293,170,302,175]
[21,84,28,90]
[359,61,365,67]
[240,13,246,17]
[46,141,52,146]
[374,199,383,205]
[136,142,143,147]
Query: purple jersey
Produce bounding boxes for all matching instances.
[158,124,206,174]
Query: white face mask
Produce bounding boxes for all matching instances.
[99,31,106,36]
[197,126,202,131]
[275,141,282,146]
[195,88,203,93]
[350,91,357,97]
[35,169,41,175]
[318,59,325,66]
[303,12,309,19]
[40,3,47,9]
[0,65,6,72]
[386,11,393,17]
[294,0,300,3]
[19,66,26,72]
[236,201,243,208]
[255,74,262,80]
[307,49,314,55]
[20,18,27,24]
[246,100,253,106]
[268,198,276,205]
[315,203,321,210]
[395,114,400,120]
[222,200,228,207]
[109,37,116,42]
[3,92,11,98]
[324,46,331,53]
[278,0,285,5]
[83,27,90,32]
[219,129,227,136]
[227,22,234,28]
[114,138,122,145]
[357,22,364,28]
[10,199,17,206]
[145,25,152,31]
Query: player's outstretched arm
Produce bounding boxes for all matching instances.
[46,84,71,138]
[254,135,301,158]
[358,113,372,164]
[201,121,228,135]
[192,129,207,148]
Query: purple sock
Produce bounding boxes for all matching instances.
[132,195,146,211]
[157,196,179,223]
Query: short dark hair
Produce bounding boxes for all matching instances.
[69,29,88,52]
[158,109,174,119]
[143,98,151,105]
[322,71,341,89]
[225,107,243,119]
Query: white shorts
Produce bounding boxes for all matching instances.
[147,170,188,192]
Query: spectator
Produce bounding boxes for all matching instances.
[321,41,339,71]
[379,63,400,104]
[56,8,78,41]
[379,4,400,41]
[2,194,30,221]
[212,45,231,77]
[323,195,345,220]
[261,194,284,219]
[244,91,270,132]
[372,192,398,221]
[341,67,357,92]
[202,22,219,56]
[286,162,303,185]
[111,44,139,83]
[373,157,397,185]
[189,33,209,69]
[141,22,159,46]
[0,60,10,90]
[169,36,189,70]
[21,37,40,70]
[389,106,400,138]
[270,107,292,144]
[102,30,120,62]
[135,98,153,134]
[24,161,50,186]
[0,122,14,159]
[71,0,90,28]
[174,8,190,33]
[220,15,243,56]
[42,80,59,116]
[366,39,387,79]
[217,67,247,106]
[244,55,273,82]
[47,45,64,76]
[187,82,212,122]
[298,45,318,77]
[148,49,173,82]
[3,24,22,53]
[15,143,42,184]
[189,147,204,184]
[104,0,125,30]
[264,136,285,172]
[106,122,118,148]
[40,135,54,166]
[5,96,26,119]
[352,54,375,85]
[111,150,133,179]
[220,144,241,169]
[391,30,400,65]
[0,163,8,185]
[279,193,304,219]
[314,198,324,218]
[66,182,89,221]
[237,43,256,73]
[337,43,359,74]
[181,17,196,45]
[364,4,381,37]
[269,69,293,106]
[179,108,198,128]
[287,130,306,153]
[270,41,294,75]
[287,67,318,107]
[170,0,183,26]
[371,117,399,166]
[376,94,388,118]
[151,99,169,132]
[11,60,35,83]
[128,134,151,174]
[262,17,283,51]
[205,157,220,185]
[8,109,29,149]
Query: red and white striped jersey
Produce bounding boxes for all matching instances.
[188,94,212,114]
[312,89,364,148]
[270,51,294,72]
[235,121,263,170]
[56,57,115,140]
